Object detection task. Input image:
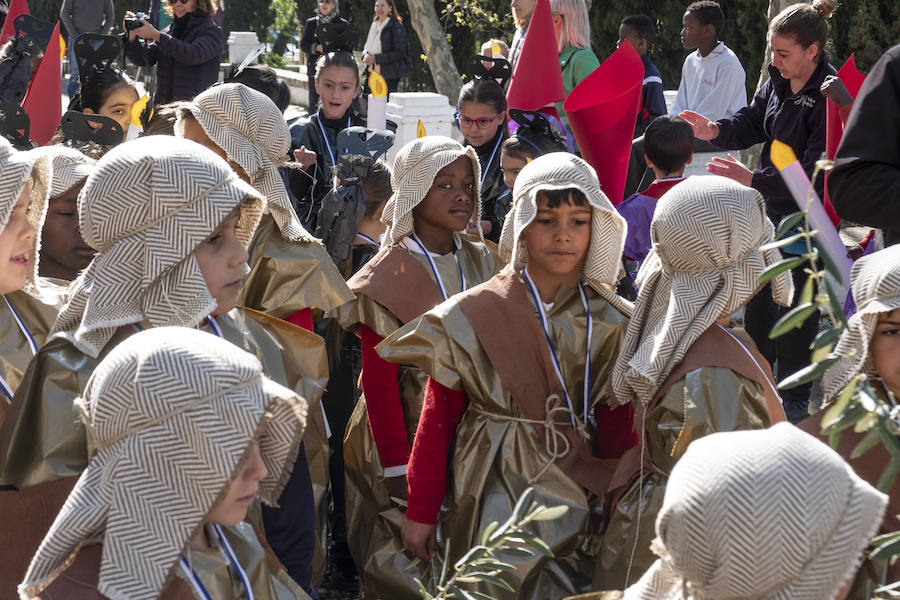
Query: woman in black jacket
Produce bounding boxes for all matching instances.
[299,0,347,109]
[361,0,410,94]
[680,0,838,424]
[124,0,222,104]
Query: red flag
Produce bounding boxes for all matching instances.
[506,0,564,112]
[22,21,62,146]
[0,0,30,46]
[822,54,866,227]
[563,41,644,205]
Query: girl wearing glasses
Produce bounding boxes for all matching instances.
[300,0,348,109]
[457,78,509,243]
[123,0,223,104]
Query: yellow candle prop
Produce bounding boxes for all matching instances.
[417,120,426,138]
[367,71,388,131]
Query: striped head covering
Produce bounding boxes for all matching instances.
[0,137,50,290]
[625,422,887,600]
[823,245,900,400]
[50,136,265,357]
[381,135,482,245]
[32,145,96,199]
[502,152,631,311]
[19,327,309,600]
[176,83,315,243]
[612,176,793,406]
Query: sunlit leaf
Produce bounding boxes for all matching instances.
[822,376,859,429]
[775,211,805,239]
[811,327,842,350]
[528,505,569,521]
[779,355,839,389]
[871,532,900,560]
[758,256,808,286]
[850,428,881,459]
[769,302,817,338]
[878,457,900,496]
[497,546,535,558]
[760,231,809,252]
[480,521,499,546]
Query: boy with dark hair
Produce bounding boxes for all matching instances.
[618,15,667,137]
[618,115,692,269]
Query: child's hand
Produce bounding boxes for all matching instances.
[820,75,853,107]
[402,517,437,561]
[707,154,753,187]
[679,110,719,141]
[293,146,317,170]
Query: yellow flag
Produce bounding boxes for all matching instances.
[59,33,66,59]
[131,94,151,128]
[417,120,426,138]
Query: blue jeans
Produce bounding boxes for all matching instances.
[66,37,80,98]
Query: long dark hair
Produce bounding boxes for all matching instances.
[457,77,509,140]
[68,68,137,113]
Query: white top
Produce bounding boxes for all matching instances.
[364,19,388,56]
[671,41,747,121]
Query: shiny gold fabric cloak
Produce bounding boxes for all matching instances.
[0,307,328,488]
[333,239,497,600]
[597,362,771,590]
[241,213,354,319]
[179,522,313,600]
[377,281,629,600]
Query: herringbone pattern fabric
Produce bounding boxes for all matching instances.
[1,137,50,289]
[381,136,482,245]
[19,327,308,600]
[504,152,631,313]
[50,137,265,357]
[33,146,95,198]
[624,423,887,599]
[612,176,793,406]
[823,245,900,400]
[178,83,316,243]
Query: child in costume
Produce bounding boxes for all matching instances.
[19,327,313,600]
[33,146,97,281]
[334,135,498,599]
[175,81,351,590]
[622,424,887,600]
[379,153,636,599]
[0,137,328,597]
[290,49,366,232]
[599,176,789,589]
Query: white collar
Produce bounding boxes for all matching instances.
[400,233,462,257]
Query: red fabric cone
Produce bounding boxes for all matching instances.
[563,41,643,205]
[0,0,30,46]
[22,21,62,146]
[823,54,866,227]
[506,0,564,111]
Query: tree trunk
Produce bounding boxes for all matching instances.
[405,0,462,101]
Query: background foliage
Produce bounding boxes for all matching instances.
[23,0,900,94]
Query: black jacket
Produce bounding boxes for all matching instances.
[370,18,410,81]
[712,59,836,219]
[830,44,900,246]
[473,131,510,243]
[124,13,222,104]
[299,15,348,71]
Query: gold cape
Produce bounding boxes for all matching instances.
[333,239,498,600]
[0,307,328,489]
[597,365,771,590]
[240,213,354,319]
[178,522,312,600]
[376,281,629,600]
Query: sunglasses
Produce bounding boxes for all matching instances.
[167,0,190,5]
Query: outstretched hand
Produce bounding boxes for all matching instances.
[707,154,754,187]
[402,517,437,562]
[679,110,719,141]
[293,146,317,170]
[820,75,853,108]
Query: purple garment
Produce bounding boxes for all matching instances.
[617,191,657,263]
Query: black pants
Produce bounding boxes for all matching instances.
[624,136,722,199]
[744,262,819,424]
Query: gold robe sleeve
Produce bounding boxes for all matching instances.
[332,293,402,339]
[241,214,354,319]
[598,366,771,590]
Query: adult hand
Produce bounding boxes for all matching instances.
[679,110,719,141]
[130,16,160,41]
[401,517,437,561]
[820,75,853,108]
[293,146,317,170]
[707,154,754,187]
[385,474,408,502]
[362,52,376,67]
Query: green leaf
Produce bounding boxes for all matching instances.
[877,457,900,493]
[775,211,805,239]
[871,530,900,560]
[523,536,554,557]
[812,242,844,287]
[759,231,808,252]
[779,355,839,389]
[798,273,816,306]
[828,429,844,451]
[497,546,536,558]
[447,584,478,600]
[821,402,869,436]
[466,592,497,600]
[480,521,500,546]
[811,327,842,351]
[769,302,817,339]
[511,487,536,522]
[527,505,569,521]
[457,573,515,592]
[850,428,882,459]
[468,558,516,572]
[757,255,808,286]
[822,375,859,429]
[455,545,489,569]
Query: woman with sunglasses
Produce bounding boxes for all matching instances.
[300,0,348,109]
[457,77,509,243]
[123,0,222,104]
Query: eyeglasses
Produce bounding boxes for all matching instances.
[455,112,501,129]
[318,0,335,3]
[167,0,190,5]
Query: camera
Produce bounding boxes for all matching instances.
[124,12,149,31]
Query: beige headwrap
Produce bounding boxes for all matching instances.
[501,152,631,312]
[0,137,50,290]
[50,136,265,358]
[822,245,900,400]
[381,135,482,245]
[32,145,96,199]
[19,327,308,600]
[612,176,793,406]
[625,422,887,600]
[176,83,316,243]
